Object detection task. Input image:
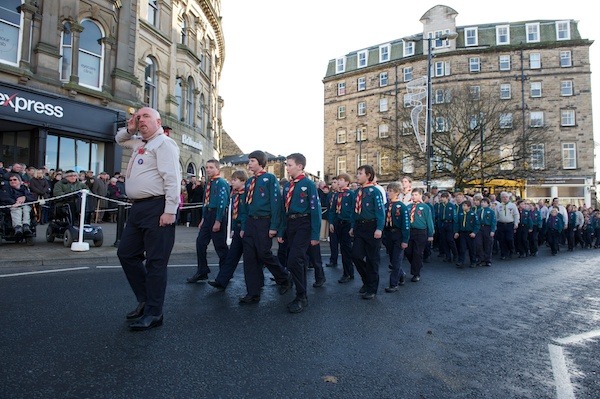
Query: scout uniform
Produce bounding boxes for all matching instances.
[515,208,533,257]
[328,187,357,282]
[436,201,458,262]
[454,207,480,267]
[476,206,497,266]
[528,208,542,256]
[405,201,435,281]
[382,200,410,290]
[546,213,565,255]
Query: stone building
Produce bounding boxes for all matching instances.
[323,5,595,206]
[0,0,224,180]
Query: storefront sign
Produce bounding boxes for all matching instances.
[527,177,587,185]
[182,134,202,151]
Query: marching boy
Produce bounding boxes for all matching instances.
[454,200,480,268]
[382,182,410,292]
[328,173,356,283]
[405,188,435,282]
[475,198,496,267]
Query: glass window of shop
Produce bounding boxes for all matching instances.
[45,134,104,174]
[0,130,30,166]
[0,0,22,65]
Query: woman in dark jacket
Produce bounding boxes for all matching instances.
[28,169,51,224]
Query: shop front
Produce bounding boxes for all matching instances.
[525,176,595,208]
[0,81,126,174]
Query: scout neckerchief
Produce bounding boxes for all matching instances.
[246,170,266,205]
[285,174,305,212]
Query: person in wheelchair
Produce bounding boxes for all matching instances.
[52,170,87,224]
[0,173,36,236]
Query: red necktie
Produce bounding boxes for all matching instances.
[233,189,243,220]
[285,174,304,212]
[386,203,393,227]
[410,201,420,223]
[246,171,265,204]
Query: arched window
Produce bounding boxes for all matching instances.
[79,19,104,89]
[144,56,157,108]
[60,22,73,81]
[174,77,183,120]
[186,77,195,125]
[0,0,22,65]
[179,18,187,45]
[198,93,205,133]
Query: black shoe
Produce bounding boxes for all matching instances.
[287,297,308,313]
[325,262,337,267]
[14,226,23,237]
[239,295,260,304]
[500,256,507,260]
[125,302,145,320]
[411,275,420,282]
[362,292,376,300]
[456,262,464,268]
[186,272,208,283]
[207,280,226,291]
[469,263,477,268]
[129,314,163,331]
[338,275,354,283]
[399,275,406,285]
[278,276,292,295]
[312,278,326,288]
[485,262,492,267]
[23,224,32,236]
[385,286,399,293]
[359,285,368,294]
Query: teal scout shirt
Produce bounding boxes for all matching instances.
[328,189,356,224]
[203,176,230,222]
[455,208,481,233]
[243,171,281,231]
[409,202,435,237]
[280,176,321,241]
[385,200,410,244]
[476,206,497,233]
[352,184,385,231]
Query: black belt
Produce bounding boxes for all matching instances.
[498,222,513,225]
[249,215,270,220]
[356,219,376,224]
[130,195,165,203]
[384,227,398,232]
[288,213,309,219]
[336,219,351,224]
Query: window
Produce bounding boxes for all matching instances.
[469,86,480,100]
[357,77,366,91]
[336,129,347,144]
[403,41,415,57]
[198,94,205,133]
[337,105,346,119]
[500,145,514,170]
[469,57,480,72]
[379,44,390,62]
[144,57,158,107]
[561,81,573,96]
[530,82,542,98]
[335,57,345,73]
[561,109,575,126]
[79,20,104,89]
[435,89,445,104]
[560,51,572,67]
[531,144,545,169]
[526,23,540,43]
[529,53,541,69]
[435,117,448,132]
[357,102,366,116]
[60,22,73,81]
[530,111,544,127]
[336,156,347,175]
[357,153,368,168]
[403,94,411,108]
[186,77,195,125]
[402,154,414,173]
[379,72,388,87]
[556,21,570,40]
[148,0,159,27]
[500,84,511,99]
[496,25,510,45]
[179,18,187,45]
[337,82,346,96]
[499,113,513,128]
[465,27,478,46]
[357,50,368,68]
[0,0,21,65]
[174,77,183,120]
[403,67,413,82]
[429,30,452,48]
[499,55,511,71]
[401,120,412,135]
[434,61,450,77]
[379,98,388,112]
[378,124,389,138]
[379,155,390,175]
[562,143,576,169]
[357,127,367,141]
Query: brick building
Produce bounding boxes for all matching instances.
[323,5,595,206]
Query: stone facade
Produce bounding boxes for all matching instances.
[323,5,595,206]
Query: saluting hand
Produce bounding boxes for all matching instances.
[127,112,139,134]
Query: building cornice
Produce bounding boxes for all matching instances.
[198,0,224,74]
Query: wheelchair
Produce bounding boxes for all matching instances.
[45,198,103,247]
[0,206,37,246]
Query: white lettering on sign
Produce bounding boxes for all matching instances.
[182,134,202,151]
[0,91,64,118]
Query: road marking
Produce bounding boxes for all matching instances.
[95,263,223,269]
[549,329,600,399]
[0,267,89,278]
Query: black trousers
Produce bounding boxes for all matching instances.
[214,224,243,287]
[515,225,530,255]
[351,220,381,294]
[476,225,493,263]
[286,216,311,298]
[117,198,175,316]
[458,231,476,263]
[334,220,354,278]
[439,222,457,261]
[382,228,406,287]
[405,228,427,277]
[497,222,515,257]
[195,208,228,275]
[242,217,289,297]
[328,223,339,265]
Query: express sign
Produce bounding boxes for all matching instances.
[0,91,64,118]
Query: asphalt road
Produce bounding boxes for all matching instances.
[1,247,598,399]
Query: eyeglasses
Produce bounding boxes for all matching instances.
[9,178,18,181]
